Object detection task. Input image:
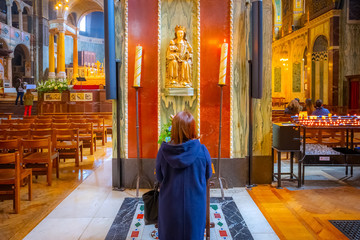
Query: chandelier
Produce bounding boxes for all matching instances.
[55,0,69,11]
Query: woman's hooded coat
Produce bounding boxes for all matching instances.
[156,139,212,240]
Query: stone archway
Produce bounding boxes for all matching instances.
[22,6,32,33]
[0,1,6,24]
[0,38,13,87]
[0,38,9,50]
[11,1,20,29]
[12,44,31,86]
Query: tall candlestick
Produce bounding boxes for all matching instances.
[219,42,228,85]
[134,45,143,87]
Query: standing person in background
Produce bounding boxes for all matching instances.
[15,78,25,105]
[303,98,315,116]
[156,111,212,240]
[23,89,34,116]
[312,99,330,116]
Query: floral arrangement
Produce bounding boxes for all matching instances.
[158,115,174,144]
[36,78,69,93]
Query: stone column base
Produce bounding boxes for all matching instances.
[49,72,56,79]
[57,72,66,79]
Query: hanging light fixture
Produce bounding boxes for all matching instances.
[55,0,70,11]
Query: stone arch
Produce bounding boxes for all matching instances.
[22,5,32,33]
[0,1,6,24]
[303,47,308,64]
[12,43,31,84]
[77,11,104,39]
[77,10,96,28]
[0,38,9,50]
[67,12,77,26]
[12,0,21,9]
[12,43,30,61]
[292,38,307,61]
[312,35,328,52]
[11,1,20,29]
[273,0,282,39]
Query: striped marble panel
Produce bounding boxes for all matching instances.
[339,13,360,105]
[323,60,329,104]
[292,63,301,92]
[232,0,250,158]
[274,67,281,93]
[159,0,199,131]
[252,0,272,156]
[114,0,128,158]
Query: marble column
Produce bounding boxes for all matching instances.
[328,49,339,106]
[6,2,12,26]
[7,56,12,87]
[57,30,66,78]
[73,35,78,78]
[56,34,60,74]
[329,16,340,106]
[18,9,23,31]
[49,33,55,79]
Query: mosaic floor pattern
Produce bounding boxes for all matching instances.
[106,197,253,240]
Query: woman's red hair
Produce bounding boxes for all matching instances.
[171,111,197,144]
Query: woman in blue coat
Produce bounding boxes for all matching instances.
[156,111,212,240]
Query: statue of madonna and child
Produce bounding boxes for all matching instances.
[166,25,193,88]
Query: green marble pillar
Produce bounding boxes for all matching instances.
[252,0,272,156]
[231,0,272,158]
[114,0,128,159]
[232,0,250,158]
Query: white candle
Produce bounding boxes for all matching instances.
[219,42,228,85]
[134,45,142,87]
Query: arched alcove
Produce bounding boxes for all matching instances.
[22,6,32,33]
[273,0,282,39]
[67,12,77,26]
[11,2,19,29]
[0,1,6,24]
[0,38,9,50]
[12,44,30,85]
[311,35,329,104]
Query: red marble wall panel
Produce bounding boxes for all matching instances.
[200,0,231,158]
[128,0,158,158]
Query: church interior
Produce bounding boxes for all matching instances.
[0,0,360,239]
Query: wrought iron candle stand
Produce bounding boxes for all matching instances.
[214,83,229,200]
[133,86,151,197]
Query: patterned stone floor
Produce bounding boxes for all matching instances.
[106,197,252,240]
[24,148,277,240]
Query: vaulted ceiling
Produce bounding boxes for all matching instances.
[68,0,103,24]
[52,0,104,26]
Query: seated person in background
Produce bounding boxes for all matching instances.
[295,98,303,111]
[303,98,314,116]
[312,99,330,116]
[284,99,301,115]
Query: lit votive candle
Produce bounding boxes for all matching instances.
[133,45,143,87]
[218,42,228,85]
